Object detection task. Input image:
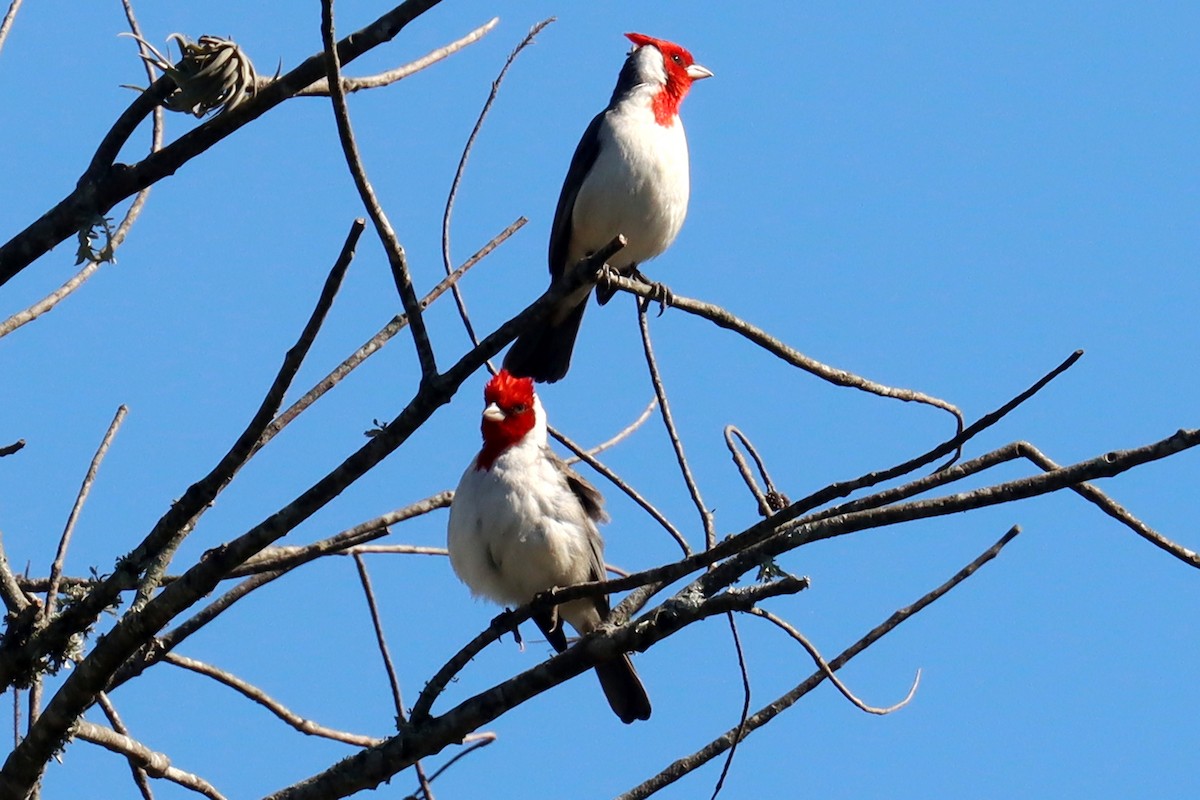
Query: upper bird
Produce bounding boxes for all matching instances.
[503,32,712,383]
[447,369,651,723]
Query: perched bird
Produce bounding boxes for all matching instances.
[447,370,651,723]
[503,32,712,383]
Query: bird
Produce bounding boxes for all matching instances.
[447,369,651,723]
[503,32,712,383]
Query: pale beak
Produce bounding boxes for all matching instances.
[482,403,505,423]
[687,63,714,81]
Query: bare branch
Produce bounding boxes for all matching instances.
[609,274,965,441]
[0,0,25,56]
[352,556,407,721]
[352,554,433,797]
[342,545,448,557]
[0,0,166,341]
[109,493,451,690]
[278,575,808,800]
[96,692,154,800]
[1017,444,1200,569]
[0,440,24,457]
[74,720,227,800]
[709,613,750,800]
[263,217,525,448]
[617,525,1021,800]
[321,0,436,379]
[770,349,1085,527]
[44,405,129,619]
[285,18,498,96]
[566,397,657,464]
[637,302,716,548]
[441,18,554,350]
[549,426,691,557]
[0,0,451,286]
[0,531,33,615]
[163,653,382,748]
[723,426,788,517]
[748,607,920,715]
[132,219,365,609]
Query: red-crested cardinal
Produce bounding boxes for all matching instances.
[447,370,651,723]
[503,32,712,383]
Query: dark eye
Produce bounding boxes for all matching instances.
[511,403,527,414]
[671,54,684,66]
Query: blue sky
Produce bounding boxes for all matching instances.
[2,1,1198,798]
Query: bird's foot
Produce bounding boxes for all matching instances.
[492,608,525,651]
[597,262,621,292]
[631,268,673,316]
[531,590,561,630]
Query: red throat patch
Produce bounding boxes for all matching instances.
[476,370,537,470]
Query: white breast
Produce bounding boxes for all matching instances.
[569,96,691,270]
[447,440,599,609]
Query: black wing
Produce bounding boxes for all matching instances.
[548,110,606,279]
[548,449,608,524]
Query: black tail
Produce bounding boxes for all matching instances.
[503,300,587,384]
[533,606,651,723]
[595,655,652,724]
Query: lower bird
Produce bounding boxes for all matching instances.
[503,32,712,383]
[447,369,651,723]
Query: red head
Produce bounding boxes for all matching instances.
[476,370,537,469]
[624,32,713,125]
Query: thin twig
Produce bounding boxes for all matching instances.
[301,575,808,800]
[637,302,716,548]
[96,692,155,800]
[724,426,787,517]
[352,555,433,797]
[709,613,750,800]
[22,216,363,678]
[549,426,691,556]
[263,218,524,447]
[566,397,657,465]
[414,732,496,797]
[1,0,452,286]
[1018,445,1200,569]
[0,440,25,457]
[44,406,128,619]
[162,653,382,748]
[321,0,437,379]
[0,0,25,56]
[352,556,407,722]
[616,525,1021,800]
[342,545,447,556]
[441,17,555,351]
[0,532,32,614]
[109,493,451,690]
[595,427,1199,626]
[26,677,39,747]
[282,18,498,96]
[748,608,920,714]
[132,220,365,610]
[612,274,966,446]
[753,350,1085,534]
[74,720,226,800]
[0,0,163,341]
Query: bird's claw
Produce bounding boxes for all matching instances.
[597,262,620,291]
[631,268,673,315]
[493,608,525,651]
